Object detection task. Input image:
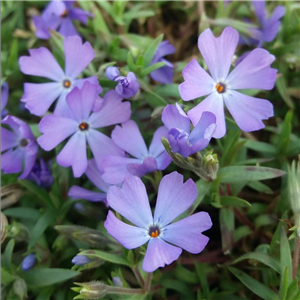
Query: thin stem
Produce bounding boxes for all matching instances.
[144,272,152,292]
[132,265,145,287]
[292,234,300,280]
[109,286,145,295]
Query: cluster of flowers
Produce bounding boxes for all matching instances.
[2,0,284,273]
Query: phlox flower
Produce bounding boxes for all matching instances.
[162,103,216,158]
[1,82,9,119]
[179,27,276,138]
[19,35,101,117]
[104,172,212,272]
[1,116,38,179]
[21,254,36,271]
[37,82,131,177]
[101,120,171,184]
[72,255,92,266]
[150,41,175,84]
[33,0,93,40]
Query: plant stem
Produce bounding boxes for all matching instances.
[292,234,299,279]
[144,272,152,292]
[132,265,145,287]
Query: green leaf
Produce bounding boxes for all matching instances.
[8,39,18,71]
[220,196,251,208]
[270,212,287,255]
[127,51,136,72]
[218,166,286,183]
[175,265,198,284]
[244,140,277,154]
[23,268,80,287]
[78,249,132,267]
[228,267,279,300]
[143,90,168,108]
[142,34,163,69]
[4,207,41,221]
[3,239,15,270]
[247,181,273,194]
[92,3,110,36]
[276,76,294,109]
[1,268,17,285]
[220,207,234,254]
[278,110,293,154]
[141,61,166,76]
[161,279,194,299]
[286,279,300,300]
[155,84,180,98]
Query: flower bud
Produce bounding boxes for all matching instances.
[13,278,27,300]
[115,72,139,98]
[105,66,120,81]
[112,276,123,287]
[21,254,36,271]
[73,281,109,299]
[72,255,92,266]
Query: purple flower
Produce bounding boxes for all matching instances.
[72,255,92,266]
[104,172,212,272]
[150,41,175,84]
[21,254,36,271]
[179,27,276,138]
[1,82,9,119]
[1,116,38,179]
[37,82,131,177]
[105,66,120,81]
[101,120,171,184]
[68,159,111,205]
[25,158,54,188]
[33,0,93,40]
[162,104,216,158]
[19,36,101,117]
[112,277,123,287]
[115,72,139,99]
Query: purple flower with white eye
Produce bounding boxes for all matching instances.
[19,35,101,117]
[1,116,38,179]
[33,0,93,40]
[101,120,171,184]
[150,41,175,84]
[104,172,212,273]
[162,104,216,158]
[179,27,276,138]
[105,66,120,81]
[1,82,9,119]
[37,82,131,177]
[68,159,111,205]
[114,72,139,99]
[21,254,36,271]
[72,255,92,266]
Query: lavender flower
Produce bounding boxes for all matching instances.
[162,104,216,158]
[19,35,101,117]
[1,82,9,119]
[37,82,131,177]
[33,0,93,40]
[104,172,212,272]
[179,27,276,138]
[101,120,171,184]
[25,158,54,188]
[68,159,111,205]
[105,66,120,81]
[114,72,139,99]
[72,255,92,266]
[21,254,36,271]
[150,41,175,84]
[1,116,38,179]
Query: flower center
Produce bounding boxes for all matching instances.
[215,82,226,94]
[63,79,72,89]
[149,226,160,238]
[19,138,29,147]
[79,122,89,131]
[120,78,129,88]
[61,9,69,18]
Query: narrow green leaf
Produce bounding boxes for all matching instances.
[4,207,41,221]
[247,181,273,194]
[155,84,180,98]
[3,239,15,270]
[141,61,166,76]
[127,51,136,72]
[123,9,154,20]
[92,3,110,36]
[142,34,163,68]
[220,196,251,208]
[278,110,293,154]
[276,76,294,109]
[244,140,277,154]
[143,90,168,108]
[228,267,279,300]
[175,266,198,284]
[8,39,18,71]
[1,268,17,285]
[286,279,300,300]
[220,207,234,254]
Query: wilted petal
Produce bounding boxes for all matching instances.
[68,186,107,202]
[154,172,197,227]
[223,90,273,132]
[104,211,150,249]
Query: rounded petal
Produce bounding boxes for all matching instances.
[21,82,63,116]
[198,27,239,81]
[149,126,169,158]
[153,41,175,61]
[1,148,24,174]
[68,186,107,202]
[19,48,65,81]
[1,127,19,152]
[154,172,197,227]
[223,90,273,132]
[107,175,153,228]
[187,93,225,139]
[162,104,190,133]
[127,157,158,177]
[161,212,212,254]
[38,115,78,151]
[64,36,94,79]
[150,65,173,84]
[57,132,87,177]
[33,16,51,39]
[226,48,276,90]
[179,58,215,101]
[105,211,149,249]
[142,238,182,273]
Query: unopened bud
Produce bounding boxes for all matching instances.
[72,255,92,266]
[105,66,120,81]
[73,281,109,299]
[112,276,123,287]
[202,150,219,180]
[21,254,36,271]
[7,222,29,242]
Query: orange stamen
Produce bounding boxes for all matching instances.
[79,122,89,131]
[151,230,159,238]
[63,80,71,88]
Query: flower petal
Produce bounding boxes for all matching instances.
[64,36,94,79]
[154,172,197,227]
[56,132,87,177]
[161,212,212,254]
[149,126,169,158]
[1,128,19,152]
[162,104,190,133]
[38,115,78,151]
[187,92,225,139]
[150,65,173,84]
[59,18,79,38]
[198,27,239,81]
[142,238,182,273]
[107,175,153,228]
[21,82,63,116]
[127,157,158,177]
[226,48,276,90]
[19,48,65,81]
[252,1,266,25]
[179,58,215,101]
[104,211,150,249]
[19,150,38,179]
[1,148,24,174]
[69,8,93,25]
[33,16,51,39]
[223,90,273,132]
[68,186,107,202]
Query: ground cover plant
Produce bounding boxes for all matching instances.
[1,1,300,299]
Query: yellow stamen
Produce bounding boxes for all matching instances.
[79,122,89,131]
[151,230,159,238]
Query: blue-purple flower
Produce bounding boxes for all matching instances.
[101,120,171,184]
[105,66,120,81]
[33,0,93,40]
[72,255,92,266]
[150,41,175,84]
[1,82,9,119]
[19,36,101,117]
[104,172,212,272]
[37,82,131,177]
[162,104,216,158]
[1,116,38,179]
[115,72,139,99]
[179,27,276,138]
[21,254,36,271]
